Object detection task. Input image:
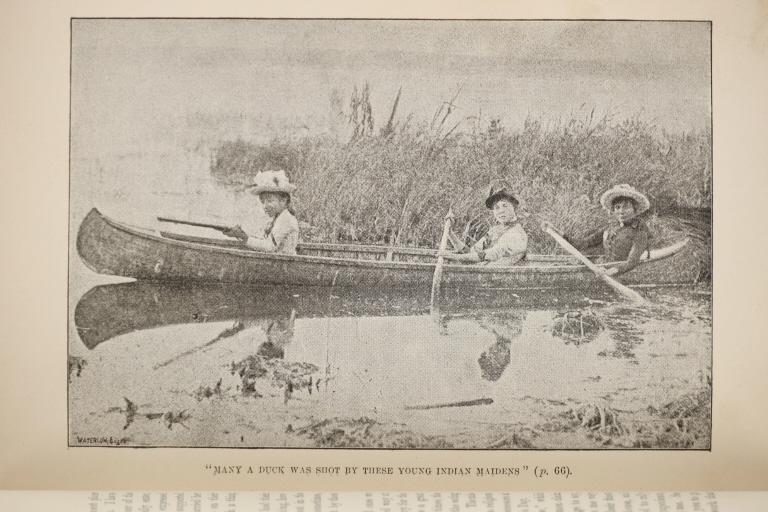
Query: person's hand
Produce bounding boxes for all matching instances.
[447,230,467,252]
[604,267,620,277]
[438,249,455,259]
[221,225,248,240]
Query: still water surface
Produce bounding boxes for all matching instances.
[68,279,711,449]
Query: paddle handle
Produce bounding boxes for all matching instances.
[430,209,455,307]
[157,216,232,233]
[544,226,646,304]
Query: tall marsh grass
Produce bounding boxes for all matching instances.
[210,94,711,276]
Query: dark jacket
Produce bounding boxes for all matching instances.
[566,218,651,274]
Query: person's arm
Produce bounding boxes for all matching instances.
[245,235,278,252]
[439,235,486,262]
[243,218,279,252]
[483,227,527,265]
[565,229,604,251]
[218,224,273,250]
[440,250,482,263]
[540,221,602,252]
[220,225,249,241]
[611,228,650,275]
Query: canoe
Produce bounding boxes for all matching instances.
[74,281,607,350]
[76,208,696,289]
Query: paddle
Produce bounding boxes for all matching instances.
[157,216,233,233]
[405,397,494,410]
[430,208,455,309]
[542,225,646,304]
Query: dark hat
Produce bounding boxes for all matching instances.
[485,181,519,209]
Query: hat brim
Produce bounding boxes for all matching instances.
[248,184,297,195]
[485,191,519,209]
[599,188,650,214]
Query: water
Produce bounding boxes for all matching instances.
[68,280,711,449]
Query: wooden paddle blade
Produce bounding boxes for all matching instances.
[544,227,646,304]
[598,272,646,304]
[430,209,456,308]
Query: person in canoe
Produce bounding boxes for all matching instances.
[542,184,651,276]
[222,170,300,255]
[439,182,528,266]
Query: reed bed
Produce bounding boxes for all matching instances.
[211,95,711,277]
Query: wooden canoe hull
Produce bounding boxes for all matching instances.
[75,281,597,350]
[76,208,698,289]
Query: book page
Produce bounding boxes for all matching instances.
[2,491,768,511]
[0,0,767,495]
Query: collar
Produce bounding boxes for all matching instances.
[491,221,517,233]
[615,217,641,229]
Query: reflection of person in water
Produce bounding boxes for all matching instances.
[477,310,526,382]
[249,309,296,360]
[478,338,511,382]
[236,310,298,398]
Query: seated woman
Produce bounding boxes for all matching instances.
[440,182,528,266]
[545,184,651,276]
[223,170,300,255]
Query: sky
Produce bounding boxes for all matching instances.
[71,19,711,156]
[73,19,710,66]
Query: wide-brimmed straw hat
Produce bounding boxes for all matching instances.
[599,184,650,214]
[249,170,297,195]
[485,181,520,209]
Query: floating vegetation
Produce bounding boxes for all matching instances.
[570,403,624,436]
[561,388,711,449]
[647,388,711,448]
[291,417,453,449]
[597,308,648,360]
[230,355,319,399]
[111,398,191,431]
[552,309,603,346]
[160,410,191,430]
[120,397,138,430]
[67,355,87,382]
[484,431,535,449]
[193,378,225,401]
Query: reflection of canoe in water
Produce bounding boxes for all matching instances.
[77,208,694,289]
[74,281,581,350]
